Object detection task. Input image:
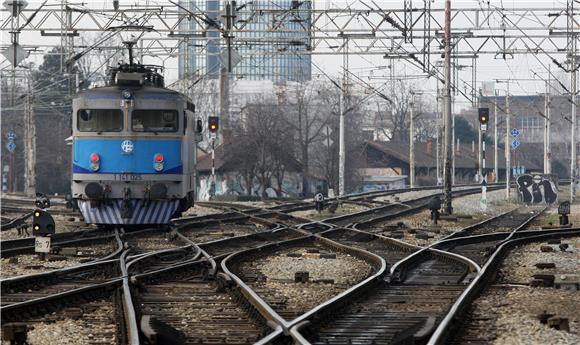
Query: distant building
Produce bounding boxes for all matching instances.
[471,94,580,178]
[178,0,312,82]
[478,95,579,144]
[361,140,540,187]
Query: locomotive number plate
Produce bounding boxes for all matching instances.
[114,173,143,181]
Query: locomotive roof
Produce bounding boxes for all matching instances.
[77,85,182,99]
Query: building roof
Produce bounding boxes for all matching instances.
[197,142,303,173]
[365,140,541,171]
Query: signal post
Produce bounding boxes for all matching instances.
[208,116,219,198]
[478,107,490,211]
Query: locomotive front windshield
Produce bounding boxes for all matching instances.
[132,110,178,132]
[77,109,123,132]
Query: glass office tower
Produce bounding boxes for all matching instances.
[178,0,312,82]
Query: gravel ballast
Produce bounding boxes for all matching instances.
[457,236,580,345]
[372,188,518,245]
[23,301,118,345]
[238,245,374,318]
[0,242,116,278]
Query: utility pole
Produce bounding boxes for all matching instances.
[544,72,551,175]
[443,0,453,214]
[338,36,348,196]
[494,90,499,182]
[505,82,511,200]
[410,92,415,188]
[436,88,441,184]
[24,76,36,197]
[220,1,235,129]
[569,0,577,201]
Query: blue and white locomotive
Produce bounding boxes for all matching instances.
[71,61,199,225]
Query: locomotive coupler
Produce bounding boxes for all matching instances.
[103,184,112,205]
[121,188,132,219]
[143,185,151,203]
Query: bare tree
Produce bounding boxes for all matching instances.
[310,82,367,193]
[374,79,430,142]
[279,81,330,196]
[76,33,125,88]
[229,99,296,198]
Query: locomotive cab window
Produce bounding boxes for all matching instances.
[77,109,123,132]
[132,110,178,132]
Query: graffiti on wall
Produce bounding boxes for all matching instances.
[516,174,558,204]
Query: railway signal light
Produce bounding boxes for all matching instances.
[32,209,55,235]
[208,116,219,133]
[478,107,490,124]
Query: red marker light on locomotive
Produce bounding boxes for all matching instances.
[89,153,100,171]
[154,153,164,172]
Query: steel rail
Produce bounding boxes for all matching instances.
[0,274,123,322]
[428,228,580,344]
[390,205,545,279]
[1,228,118,258]
[284,204,549,343]
[119,250,140,345]
[0,211,33,231]
[221,234,386,336]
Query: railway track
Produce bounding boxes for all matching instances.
[225,236,382,322]
[1,196,79,218]
[435,206,546,266]
[198,228,306,259]
[273,205,553,344]
[291,240,475,344]
[349,186,504,230]
[1,259,122,308]
[123,228,188,255]
[1,187,568,344]
[428,228,580,345]
[3,291,124,345]
[177,215,275,244]
[321,228,418,271]
[128,259,272,344]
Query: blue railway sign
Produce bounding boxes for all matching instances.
[510,128,520,137]
[511,139,520,150]
[6,141,15,153]
[6,130,15,141]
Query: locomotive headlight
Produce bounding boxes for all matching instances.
[122,89,132,99]
[154,162,164,172]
